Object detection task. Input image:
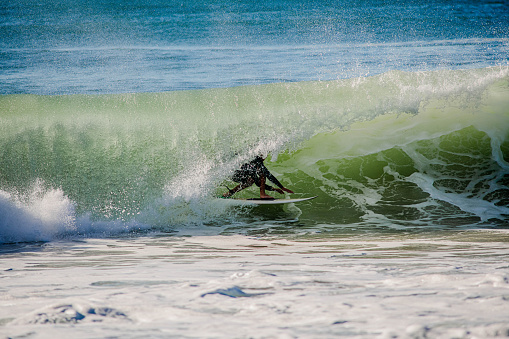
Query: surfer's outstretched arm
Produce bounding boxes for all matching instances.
[264,170,294,194]
[258,162,294,195]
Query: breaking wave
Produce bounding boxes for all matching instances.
[1,66,508,242]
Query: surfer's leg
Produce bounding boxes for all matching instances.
[258,174,273,199]
[223,178,254,197]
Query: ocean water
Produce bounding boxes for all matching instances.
[1,0,509,338]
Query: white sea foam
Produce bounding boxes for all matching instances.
[0,182,151,244]
[2,234,509,338]
[0,183,76,243]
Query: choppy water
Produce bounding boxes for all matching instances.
[3,232,509,338]
[1,0,509,338]
[2,0,508,94]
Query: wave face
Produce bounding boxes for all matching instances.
[1,67,508,242]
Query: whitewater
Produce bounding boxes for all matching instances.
[2,0,509,338]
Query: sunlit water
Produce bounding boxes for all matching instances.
[1,0,509,337]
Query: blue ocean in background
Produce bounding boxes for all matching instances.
[2,0,508,94]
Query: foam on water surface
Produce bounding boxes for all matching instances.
[2,233,509,338]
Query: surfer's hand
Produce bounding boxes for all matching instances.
[282,187,294,194]
[274,188,284,194]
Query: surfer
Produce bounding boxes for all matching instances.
[223,155,294,199]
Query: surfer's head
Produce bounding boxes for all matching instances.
[255,154,266,161]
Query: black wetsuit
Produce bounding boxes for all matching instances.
[232,156,284,191]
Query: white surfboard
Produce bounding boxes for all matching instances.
[233,196,317,205]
